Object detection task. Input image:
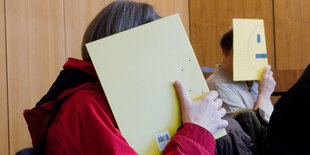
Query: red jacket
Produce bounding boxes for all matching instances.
[24,58,216,155]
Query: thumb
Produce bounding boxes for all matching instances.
[263,65,271,76]
[174,80,191,106]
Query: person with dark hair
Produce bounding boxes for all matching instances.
[207,27,276,122]
[206,27,276,154]
[23,1,227,154]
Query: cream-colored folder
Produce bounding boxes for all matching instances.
[86,14,225,154]
[233,19,268,81]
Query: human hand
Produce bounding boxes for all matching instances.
[259,65,276,97]
[174,81,228,134]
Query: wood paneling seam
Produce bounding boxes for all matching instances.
[188,0,191,41]
[63,0,67,60]
[3,0,10,154]
[272,0,277,70]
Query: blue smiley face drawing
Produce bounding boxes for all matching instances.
[247,25,268,71]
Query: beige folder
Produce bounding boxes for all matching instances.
[86,14,225,155]
[233,19,268,81]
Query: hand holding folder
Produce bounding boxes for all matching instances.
[174,81,228,134]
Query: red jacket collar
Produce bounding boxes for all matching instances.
[63,58,97,77]
[24,58,102,150]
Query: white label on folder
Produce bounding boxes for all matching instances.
[155,130,171,151]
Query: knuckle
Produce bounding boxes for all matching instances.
[213,90,219,97]
[218,99,223,106]
[220,108,226,115]
[217,98,223,103]
[204,97,212,103]
[212,89,218,94]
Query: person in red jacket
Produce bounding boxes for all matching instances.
[24,1,228,154]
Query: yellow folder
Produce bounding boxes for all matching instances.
[233,19,268,81]
[86,14,225,154]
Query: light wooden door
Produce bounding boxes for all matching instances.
[5,0,66,153]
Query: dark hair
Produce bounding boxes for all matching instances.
[81,0,161,62]
[220,29,233,55]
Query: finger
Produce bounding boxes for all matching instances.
[218,108,226,118]
[272,78,276,86]
[269,71,273,77]
[204,90,218,101]
[263,65,271,76]
[218,119,229,129]
[214,98,223,109]
[174,80,191,105]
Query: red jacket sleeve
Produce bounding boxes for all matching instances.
[45,89,138,155]
[163,123,216,155]
[46,89,215,155]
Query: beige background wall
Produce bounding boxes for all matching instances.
[0,0,309,154]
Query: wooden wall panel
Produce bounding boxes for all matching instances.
[6,0,65,154]
[271,69,304,105]
[0,0,9,154]
[271,96,281,105]
[64,0,110,59]
[64,0,189,60]
[190,0,275,69]
[273,69,304,92]
[147,0,189,34]
[274,0,310,70]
